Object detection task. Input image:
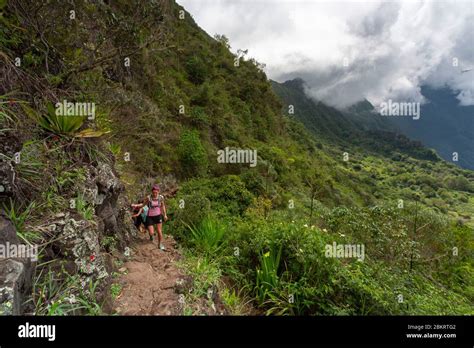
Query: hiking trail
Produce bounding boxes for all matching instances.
[112,231,185,315]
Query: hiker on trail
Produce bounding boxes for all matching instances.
[131,198,148,234]
[131,184,168,250]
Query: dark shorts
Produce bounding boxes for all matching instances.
[145,214,163,226]
[133,215,143,229]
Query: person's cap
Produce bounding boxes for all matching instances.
[152,184,160,191]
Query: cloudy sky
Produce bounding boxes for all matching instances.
[177,0,474,109]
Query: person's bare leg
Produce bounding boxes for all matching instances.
[157,223,163,247]
[147,225,154,240]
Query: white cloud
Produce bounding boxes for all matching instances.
[178,0,474,108]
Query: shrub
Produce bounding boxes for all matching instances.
[185,55,208,85]
[179,175,254,215]
[167,192,211,243]
[177,130,208,177]
[189,106,209,127]
[445,176,473,192]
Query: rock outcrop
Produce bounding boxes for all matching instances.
[0,132,21,200]
[45,160,136,283]
[0,215,34,315]
[0,131,34,315]
[0,136,134,314]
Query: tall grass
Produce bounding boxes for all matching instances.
[30,266,103,315]
[2,199,40,244]
[0,94,22,132]
[12,140,44,188]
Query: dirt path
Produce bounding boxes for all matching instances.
[112,232,185,315]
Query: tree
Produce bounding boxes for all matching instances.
[213,34,230,49]
[305,172,331,225]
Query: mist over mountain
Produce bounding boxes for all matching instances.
[389,86,474,170]
[271,78,440,163]
[180,0,474,109]
[275,77,473,171]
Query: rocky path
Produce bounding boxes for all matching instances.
[112,232,185,315]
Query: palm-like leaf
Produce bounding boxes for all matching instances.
[23,102,86,136]
[187,216,226,254]
[256,244,283,304]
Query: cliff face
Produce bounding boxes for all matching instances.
[0,214,34,315]
[0,0,189,314]
[0,131,30,314]
[0,129,134,314]
[0,0,143,312]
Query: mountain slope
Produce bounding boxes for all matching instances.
[271,78,441,162]
[271,78,397,139]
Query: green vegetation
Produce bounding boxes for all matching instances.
[171,201,473,315]
[2,200,40,244]
[75,193,95,221]
[187,216,226,254]
[30,265,103,316]
[177,130,208,177]
[255,245,282,305]
[176,251,223,315]
[110,283,122,300]
[1,0,472,316]
[23,102,86,136]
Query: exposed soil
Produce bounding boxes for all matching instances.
[112,231,184,315]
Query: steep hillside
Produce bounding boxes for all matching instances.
[1,0,473,316]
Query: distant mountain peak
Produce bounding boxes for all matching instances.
[281,77,307,91]
[347,99,376,113]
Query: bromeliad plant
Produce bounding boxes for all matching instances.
[22,102,109,137]
[23,102,86,135]
[187,215,226,254]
